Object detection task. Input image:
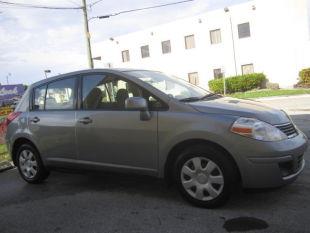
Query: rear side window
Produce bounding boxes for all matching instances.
[45,78,76,110]
[33,85,46,110]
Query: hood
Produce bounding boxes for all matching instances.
[189,97,289,125]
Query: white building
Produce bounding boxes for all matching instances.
[94,0,310,89]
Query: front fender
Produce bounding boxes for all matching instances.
[157,112,240,177]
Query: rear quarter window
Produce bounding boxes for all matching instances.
[15,88,30,112]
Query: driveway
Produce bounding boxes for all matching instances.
[0,96,309,233]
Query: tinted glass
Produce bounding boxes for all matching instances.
[141,45,150,58]
[162,40,171,54]
[33,85,46,110]
[238,22,251,38]
[83,74,164,110]
[45,78,76,110]
[126,70,209,100]
[122,50,130,62]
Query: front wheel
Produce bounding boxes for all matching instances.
[174,144,238,208]
[16,144,50,184]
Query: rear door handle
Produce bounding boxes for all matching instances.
[30,117,40,123]
[78,117,93,124]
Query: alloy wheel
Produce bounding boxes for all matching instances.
[19,149,38,179]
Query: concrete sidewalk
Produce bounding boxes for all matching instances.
[255,94,310,114]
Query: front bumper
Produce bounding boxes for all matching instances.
[236,131,308,188]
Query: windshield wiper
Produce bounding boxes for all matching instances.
[200,93,217,100]
[179,93,220,102]
[179,97,201,102]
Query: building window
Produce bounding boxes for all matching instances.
[161,40,171,54]
[185,35,195,49]
[210,29,222,44]
[238,22,251,38]
[121,50,130,62]
[242,64,254,75]
[213,68,223,79]
[188,72,199,85]
[141,45,150,58]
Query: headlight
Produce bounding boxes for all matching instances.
[231,117,288,141]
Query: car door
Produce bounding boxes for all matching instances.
[28,77,78,161]
[75,73,159,175]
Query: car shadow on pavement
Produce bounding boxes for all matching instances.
[2,166,307,212]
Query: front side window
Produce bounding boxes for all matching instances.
[210,29,222,44]
[238,22,251,38]
[82,74,163,110]
[185,35,195,49]
[161,40,171,54]
[33,85,46,110]
[122,50,130,62]
[126,70,210,101]
[45,78,76,110]
[141,45,150,58]
[242,64,254,75]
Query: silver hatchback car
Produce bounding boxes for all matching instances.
[5,69,308,208]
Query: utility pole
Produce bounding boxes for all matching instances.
[82,0,94,69]
[6,73,11,85]
[224,7,237,77]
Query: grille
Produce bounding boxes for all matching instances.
[275,123,298,138]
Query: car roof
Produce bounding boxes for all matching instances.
[31,68,155,88]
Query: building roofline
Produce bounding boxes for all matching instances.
[98,0,255,43]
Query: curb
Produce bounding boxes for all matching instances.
[0,161,14,173]
[254,94,310,101]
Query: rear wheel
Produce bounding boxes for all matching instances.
[16,144,49,184]
[174,144,238,208]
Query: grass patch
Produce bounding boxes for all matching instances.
[0,144,10,163]
[229,89,310,99]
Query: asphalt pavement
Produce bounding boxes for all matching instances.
[0,96,309,233]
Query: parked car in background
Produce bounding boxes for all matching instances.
[4,69,308,208]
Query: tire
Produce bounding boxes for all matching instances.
[16,144,50,184]
[174,144,238,208]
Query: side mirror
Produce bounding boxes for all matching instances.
[125,97,151,121]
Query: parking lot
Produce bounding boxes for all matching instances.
[0,96,309,233]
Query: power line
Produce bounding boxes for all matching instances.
[94,0,194,18]
[65,0,82,7]
[0,1,82,10]
[89,0,104,7]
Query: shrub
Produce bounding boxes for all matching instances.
[208,73,266,94]
[299,68,310,85]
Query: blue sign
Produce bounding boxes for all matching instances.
[0,84,25,105]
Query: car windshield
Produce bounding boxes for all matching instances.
[126,70,212,101]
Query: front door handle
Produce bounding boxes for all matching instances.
[30,117,40,123]
[78,117,93,124]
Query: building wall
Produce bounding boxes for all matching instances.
[94,0,310,89]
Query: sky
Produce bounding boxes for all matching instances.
[0,0,248,85]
